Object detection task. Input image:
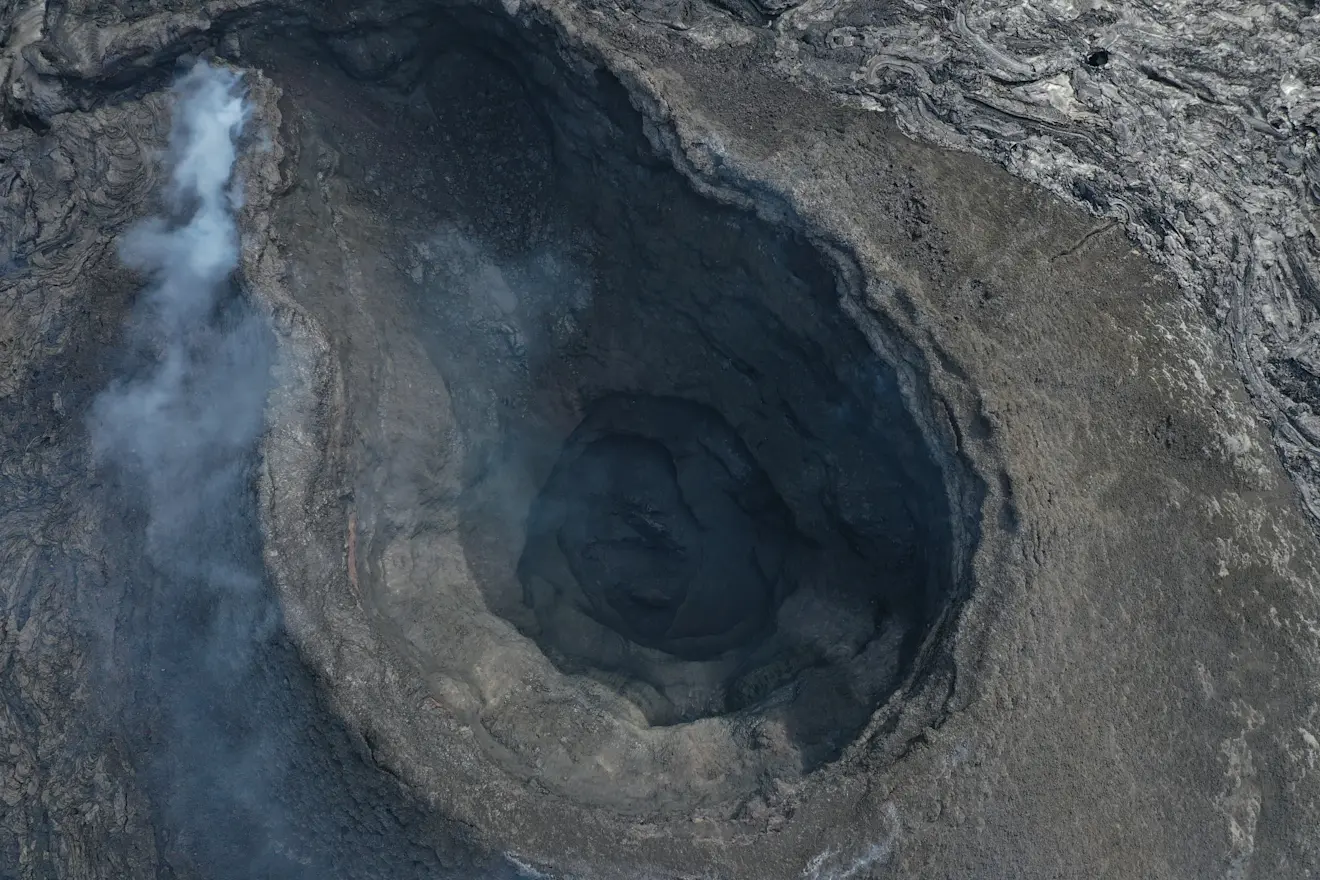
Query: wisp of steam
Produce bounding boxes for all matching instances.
[91,62,271,611]
[87,61,514,879]
[88,60,290,872]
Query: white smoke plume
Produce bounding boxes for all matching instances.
[87,60,508,879]
[88,60,289,873]
[91,62,274,648]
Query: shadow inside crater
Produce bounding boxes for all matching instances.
[234,3,973,816]
[389,37,960,764]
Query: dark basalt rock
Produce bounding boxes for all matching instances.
[519,391,935,740]
[523,395,797,662]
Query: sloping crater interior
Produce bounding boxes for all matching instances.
[250,11,971,812]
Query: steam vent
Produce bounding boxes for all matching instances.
[3,0,1320,878]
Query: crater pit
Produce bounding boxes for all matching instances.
[253,11,974,817]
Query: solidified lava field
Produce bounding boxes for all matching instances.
[2,1,1320,878]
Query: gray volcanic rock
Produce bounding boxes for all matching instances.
[1,0,1319,879]
[768,0,1320,524]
